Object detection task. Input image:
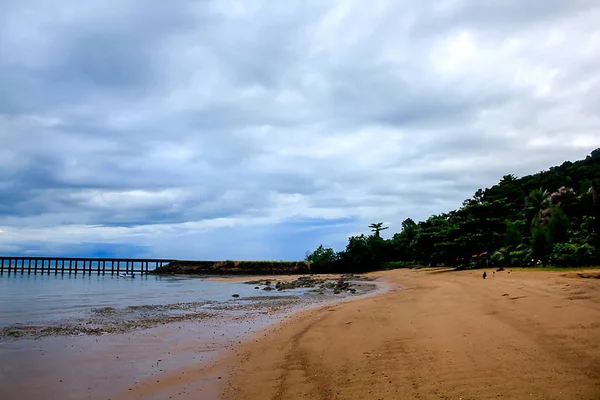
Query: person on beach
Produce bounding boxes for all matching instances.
[483,271,487,279]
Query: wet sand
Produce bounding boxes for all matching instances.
[1,322,232,400]
[215,268,600,400]
[0,302,293,400]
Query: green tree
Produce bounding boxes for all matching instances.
[504,219,524,248]
[525,188,550,227]
[341,234,377,272]
[492,246,512,266]
[369,222,389,238]
[530,222,552,265]
[547,205,570,244]
[391,218,419,261]
[307,148,600,271]
[305,245,339,272]
[305,245,337,264]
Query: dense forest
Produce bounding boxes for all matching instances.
[306,149,600,272]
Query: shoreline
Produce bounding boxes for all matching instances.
[0,273,377,340]
[5,267,599,399]
[112,273,393,400]
[0,274,386,400]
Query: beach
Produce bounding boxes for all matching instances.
[208,268,600,400]
[2,269,599,400]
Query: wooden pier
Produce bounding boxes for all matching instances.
[0,256,174,276]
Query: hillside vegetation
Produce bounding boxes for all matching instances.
[152,260,311,275]
[307,149,600,272]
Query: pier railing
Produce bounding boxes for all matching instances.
[0,257,174,276]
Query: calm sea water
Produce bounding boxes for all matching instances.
[0,274,293,327]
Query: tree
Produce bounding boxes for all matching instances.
[492,246,512,266]
[392,218,419,261]
[401,218,417,231]
[305,245,337,263]
[369,222,389,238]
[547,205,570,244]
[504,219,524,248]
[306,148,600,271]
[525,188,550,227]
[305,245,339,272]
[341,235,377,272]
[530,222,552,265]
[500,174,517,184]
[552,243,595,266]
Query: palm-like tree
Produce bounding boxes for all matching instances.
[492,246,512,267]
[369,222,389,238]
[525,188,550,227]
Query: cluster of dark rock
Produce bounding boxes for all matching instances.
[246,274,372,295]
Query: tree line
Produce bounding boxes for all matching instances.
[306,149,600,272]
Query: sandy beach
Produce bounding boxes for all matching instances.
[3,269,599,400]
[206,268,600,400]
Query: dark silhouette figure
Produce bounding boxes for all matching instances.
[483,271,487,279]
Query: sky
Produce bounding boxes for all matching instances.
[1,0,600,260]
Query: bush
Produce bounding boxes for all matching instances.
[509,249,532,267]
[551,243,595,266]
[381,261,417,270]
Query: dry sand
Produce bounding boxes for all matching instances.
[111,268,600,400]
[212,268,600,400]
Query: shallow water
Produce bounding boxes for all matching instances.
[0,274,295,327]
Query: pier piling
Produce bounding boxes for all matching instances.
[0,257,173,276]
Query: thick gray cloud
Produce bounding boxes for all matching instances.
[1,0,600,259]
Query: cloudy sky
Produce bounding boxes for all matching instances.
[1,0,599,260]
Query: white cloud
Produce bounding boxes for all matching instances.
[430,31,477,71]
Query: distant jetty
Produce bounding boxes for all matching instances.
[0,257,312,276]
[0,256,173,276]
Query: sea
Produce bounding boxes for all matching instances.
[0,272,298,328]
